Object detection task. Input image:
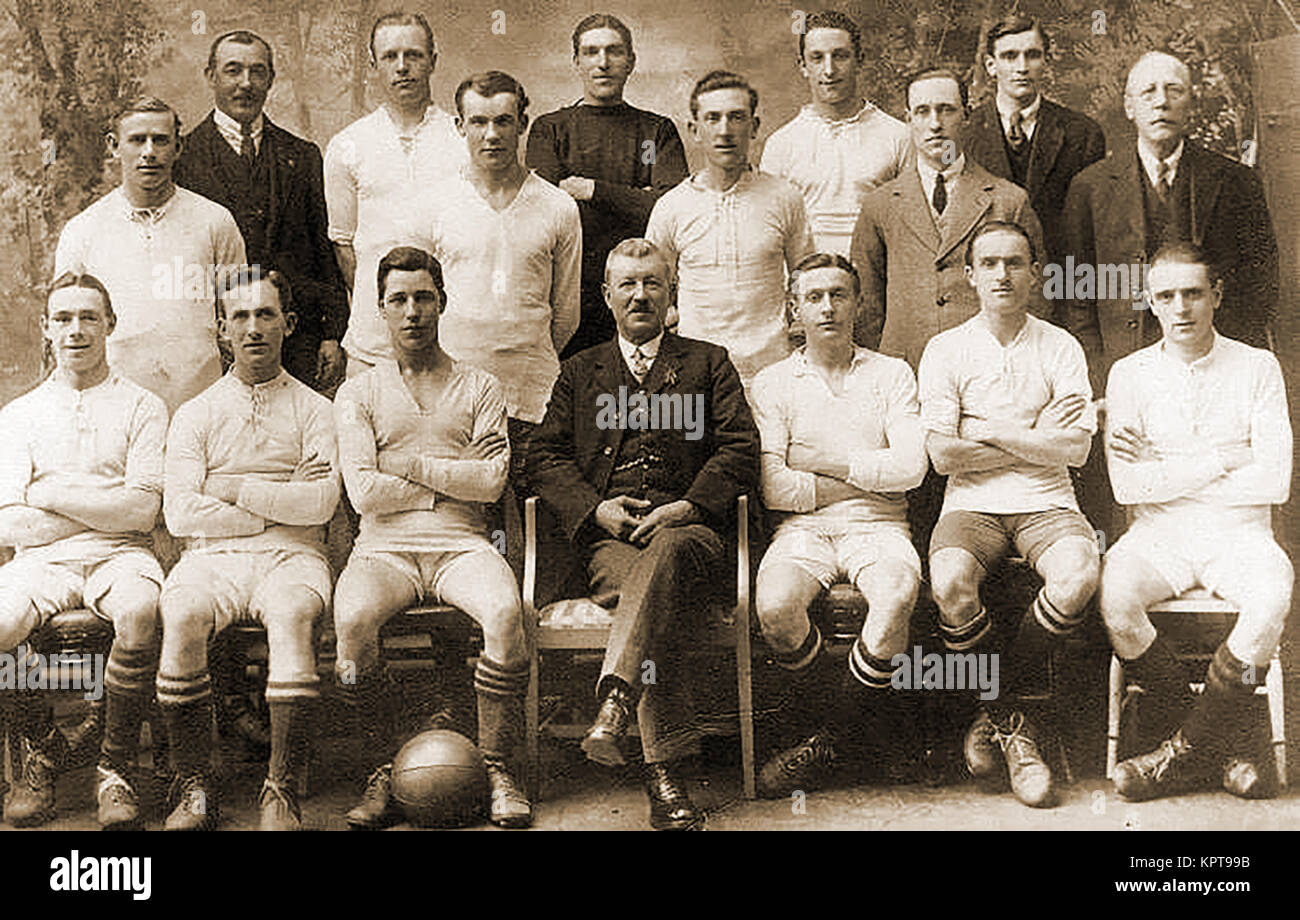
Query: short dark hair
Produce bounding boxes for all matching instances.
[112,96,181,138]
[377,246,446,303]
[218,266,295,319]
[1148,242,1222,286]
[206,30,275,75]
[905,67,968,110]
[789,252,860,297]
[369,11,435,60]
[964,220,1039,267]
[689,70,758,119]
[47,271,114,320]
[571,13,634,58]
[798,10,862,62]
[454,70,530,121]
[985,14,1049,58]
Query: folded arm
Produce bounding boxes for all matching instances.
[25,478,159,534]
[335,390,437,517]
[0,505,87,547]
[164,408,266,539]
[233,404,341,526]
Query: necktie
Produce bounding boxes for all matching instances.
[1007,109,1027,151]
[1156,161,1173,202]
[628,347,652,383]
[239,122,255,167]
[932,172,947,215]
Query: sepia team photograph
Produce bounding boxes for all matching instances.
[0,0,1296,904]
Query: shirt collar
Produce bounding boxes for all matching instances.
[802,99,878,127]
[996,92,1041,123]
[380,103,438,140]
[689,165,755,195]
[213,108,263,154]
[791,345,871,376]
[1158,329,1220,370]
[916,153,965,191]
[228,367,292,392]
[1137,137,1184,187]
[117,184,177,223]
[618,331,664,364]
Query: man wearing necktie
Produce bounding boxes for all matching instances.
[961,15,1105,283]
[528,238,759,830]
[174,30,349,395]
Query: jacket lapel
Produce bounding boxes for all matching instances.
[937,161,994,264]
[640,332,683,394]
[262,117,284,245]
[1026,100,1066,199]
[967,103,1012,180]
[1184,143,1221,246]
[590,340,630,456]
[1105,145,1146,257]
[896,167,941,254]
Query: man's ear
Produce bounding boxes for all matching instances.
[1122,92,1136,123]
[1210,279,1224,311]
[104,310,117,337]
[686,119,701,144]
[518,112,529,133]
[106,131,120,159]
[964,264,976,288]
[217,314,231,344]
[283,310,297,338]
[751,116,760,137]
[454,115,466,137]
[983,54,997,81]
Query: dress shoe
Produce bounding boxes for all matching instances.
[1113,728,1213,802]
[581,684,633,767]
[757,730,837,799]
[645,762,702,831]
[963,710,1003,784]
[96,764,141,830]
[1223,756,1278,800]
[4,737,61,827]
[991,711,1055,808]
[163,774,218,831]
[485,762,533,828]
[345,763,403,830]
[258,778,302,831]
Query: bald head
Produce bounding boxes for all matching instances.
[1124,51,1191,154]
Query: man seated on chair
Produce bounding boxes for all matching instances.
[528,238,760,830]
[919,220,1099,808]
[1102,242,1292,802]
[159,268,339,830]
[751,252,928,798]
[0,273,167,829]
[332,246,531,830]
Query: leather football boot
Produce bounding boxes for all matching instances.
[992,711,1055,808]
[1223,756,1278,800]
[96,764,142,830]
[5,735,64,827]
[65,698,106,770]
[581,684,634,767]
[963,709,1004,784]
[259,777,302,831]
[163,773,218,831]
[345,763,403,830]
[485,761,533,829]
[757,730,837,799]
[1113,728,1214,802]
[644,762,702,831]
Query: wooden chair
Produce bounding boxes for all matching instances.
[1105,587,1287,786]
[522,495,755,800]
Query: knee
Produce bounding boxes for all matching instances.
[929,562,979,620]
[864,564,919,616]
[270,592,322,637]
[1098,553,1147,626]
[159,589,214,642]
[332,595,385,646]
[1048,557,1099,610]
[475,597,524,645]
[99,580,160,648]
[755,580,812,652]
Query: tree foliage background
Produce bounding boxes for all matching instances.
[1,0,1295,403]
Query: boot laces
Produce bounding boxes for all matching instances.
[991,712,1040,765]
[97,765,135,805]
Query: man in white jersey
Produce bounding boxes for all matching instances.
[646,70,815,386]
[0,274,167,829]
[325,11,466,376]
[751,253,928,798]
[759,11,909,255]
[333,246,532,830]
[1104,243,1292,802]
[158,269,339,831]
[919,221,1099,808]
[55,96,246,415]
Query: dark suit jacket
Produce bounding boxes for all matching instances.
[175,113,348,383]
[1062,141,1280,393]
[962,97,1105,265]
[527,332,759,545]
[850,158,1046,370]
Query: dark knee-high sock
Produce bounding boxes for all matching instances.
[772,624,836,729]
[1182,644,1264,759]
[1005,589,1085,695]
[157,670,213,778]
[267,676,320,785]
[101,641,159,773]
[336,666,395,761]
[475,657,529,772]
[1124,633,1193,743]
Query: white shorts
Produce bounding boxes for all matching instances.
[759,518,921,589]
[344,545,509,605]
[0,549,162,646]
[161,549,332,633]
[1108,518,1293,611]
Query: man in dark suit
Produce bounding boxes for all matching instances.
[962,14,1105,278]
[527,237,759,830]
[175,29,348,393]
[1063,50,1279,396]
